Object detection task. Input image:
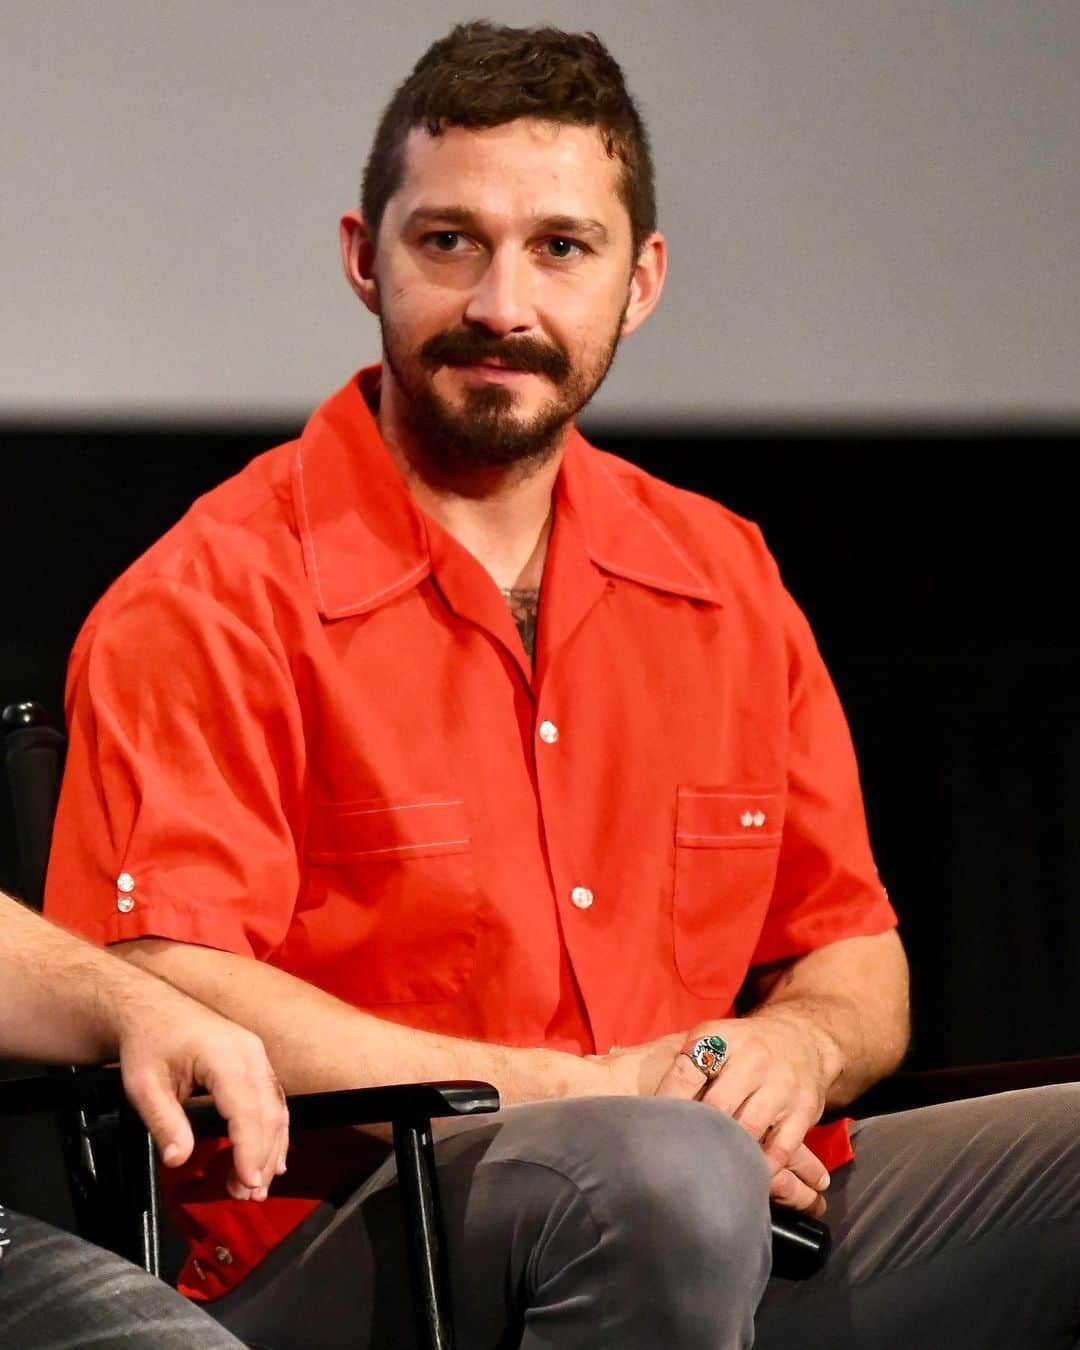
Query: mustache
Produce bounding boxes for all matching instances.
[420,329,571,384]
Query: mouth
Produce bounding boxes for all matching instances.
[447,360,538,383]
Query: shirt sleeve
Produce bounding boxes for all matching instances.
[45,578,306,958]
[750,587,898,965]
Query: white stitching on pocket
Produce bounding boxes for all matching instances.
[333,800,464,817]
[347,837,470,858]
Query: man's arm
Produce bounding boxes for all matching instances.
[117,937,621,1106]
[0,893,289,1199]
[748,928,910,1106]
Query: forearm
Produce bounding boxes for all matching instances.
[117,937,610,1105]
[749,930,910,1107]
[0,892,141,1063]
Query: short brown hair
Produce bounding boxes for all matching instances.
[361,22,656,256]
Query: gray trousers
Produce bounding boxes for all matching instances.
[215,1084,1080,1349]
[0,1208,246,1348]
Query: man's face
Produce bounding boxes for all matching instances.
[348,119,662,472]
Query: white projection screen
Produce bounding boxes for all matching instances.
[2,1,1078,426]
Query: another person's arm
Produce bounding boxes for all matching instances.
[0,893,289,1200]
[117,935,618,1105]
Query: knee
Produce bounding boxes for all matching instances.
[561,1097,772,1273]
[480,1097,772,1339]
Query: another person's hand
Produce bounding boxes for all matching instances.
[114,977,289,1201]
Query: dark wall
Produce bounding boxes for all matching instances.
[3,421,1077,1072]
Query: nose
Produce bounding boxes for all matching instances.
[463,247,536,337]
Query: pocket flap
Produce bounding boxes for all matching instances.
[306,795,471,862]
[676,786,784,848]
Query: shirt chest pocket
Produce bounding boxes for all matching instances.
[301,795,480,1005]
[672,786,784,999]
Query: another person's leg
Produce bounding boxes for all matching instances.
[0,1207,246,1348]
[756,1083,1080,1349]
[215,1096,773,1350]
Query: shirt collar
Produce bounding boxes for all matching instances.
[292,367,431,620]
[293,366,723,620]
[557,427,724,605]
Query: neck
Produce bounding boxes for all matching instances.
[376,371,565,592]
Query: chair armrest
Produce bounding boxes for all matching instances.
[0,1067,500,1130]
[845,1054,1080,1118]
[187,1081,500,1138]
[0,1065,127,1117]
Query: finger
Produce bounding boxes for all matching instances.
[123,1063,196,1168]
[198,1049,287,1196]
[769,1166,827,1217]
[225,1073,286,1196]
[699,1044,769,1119]
[783,1143,830,1194]
[654,1048,711,1100]
[755,1085,825,1173]
[728,1083,788,1145]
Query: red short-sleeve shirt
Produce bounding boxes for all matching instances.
[46,367,896,1297]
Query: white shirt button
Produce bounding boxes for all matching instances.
[538,720,559,744]
[116,895,134,913]
[570,886,594,910]
[213,1245,234,1265]
[116,872,135,893]
[752,811,766,827]
[740,811,754,828]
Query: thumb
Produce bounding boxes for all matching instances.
[123,1064,196,1167]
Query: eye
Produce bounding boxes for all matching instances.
[428,231,463,252]
[543,237,584,260]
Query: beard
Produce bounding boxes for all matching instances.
[380,312,624,477]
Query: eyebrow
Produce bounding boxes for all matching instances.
[404,206,610,244]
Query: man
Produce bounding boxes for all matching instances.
[45,21,1080,1349]
[0,888,288,1347]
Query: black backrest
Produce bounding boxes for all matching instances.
[0,702,79,1231]
[2,701,65,911]
[0,700,165,1267]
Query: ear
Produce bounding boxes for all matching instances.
[620,231,667,339]
[339,210,380,316]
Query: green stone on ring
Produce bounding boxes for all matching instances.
[686,1033,729,1078]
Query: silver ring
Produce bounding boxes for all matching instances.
[682,1034,729,1080]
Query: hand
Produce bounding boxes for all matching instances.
[655,1013,839,1215]
[114,976,289,1201]
[593,1031,688,1096]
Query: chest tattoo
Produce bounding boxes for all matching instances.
[501,587,540,664]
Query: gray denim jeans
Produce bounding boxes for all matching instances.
[0,1207,245,1348]
[213,1084,1080,1349]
